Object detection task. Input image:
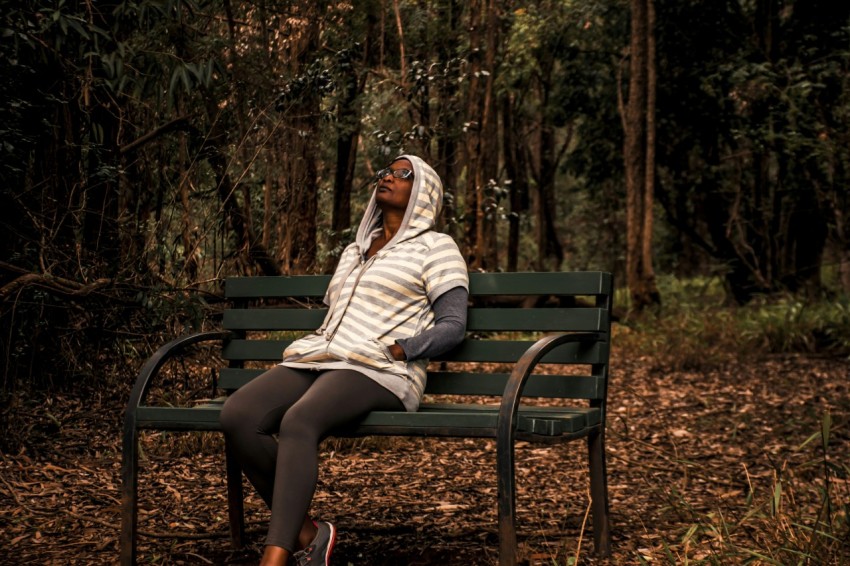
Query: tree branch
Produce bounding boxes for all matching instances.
[119,115,192,155]
[0,267,111,301]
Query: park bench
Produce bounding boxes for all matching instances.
[120,271,614,566]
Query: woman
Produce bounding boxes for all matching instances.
[219,155,469,566]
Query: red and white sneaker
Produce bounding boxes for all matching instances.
[293,521,336,565]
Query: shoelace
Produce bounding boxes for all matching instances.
[295,547,315,565]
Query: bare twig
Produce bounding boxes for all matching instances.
[0,272,111,301]
[119,115,192,155]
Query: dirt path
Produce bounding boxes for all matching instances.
[1,354,848,564]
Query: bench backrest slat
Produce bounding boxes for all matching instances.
[225,272,612,299]
[226,275,331,298]
[467,271,612,296]
[220,271,612,404]
[223,308,608,332]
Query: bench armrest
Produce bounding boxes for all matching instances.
[497,332,602,439]
[124,330,235,423]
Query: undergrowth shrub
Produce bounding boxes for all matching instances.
[615,276,850,369]
[737,295,850,354]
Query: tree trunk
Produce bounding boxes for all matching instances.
[501,93,529,272]
[205,135,281,276]
[622,0,661,311]
[433,0,461,239]
[281,16,321,275]
[178,131,199,281]
[479,0,500,269]
[840,248,850,293]
[327,52,365,271]
[463,0,483,268]
[464,0,499,271]
[536,120,565,271]
[832,159,850,293]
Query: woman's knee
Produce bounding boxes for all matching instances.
[219,392,252,436]
[277,404,321,444]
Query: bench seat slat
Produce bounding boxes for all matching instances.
[136,405,224,431]
[135,402,599,437]
[356,406,599,435]
[222,338,608,364]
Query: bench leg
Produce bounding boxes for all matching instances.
[120,426,139,566]
[496,434,518,566]
[587,429,612,557]
[224,439,246,548]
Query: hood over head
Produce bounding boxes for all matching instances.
[355,154,444,254]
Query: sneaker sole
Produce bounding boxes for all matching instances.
[324,522,337,564]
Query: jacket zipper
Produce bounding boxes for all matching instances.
[324,250,378,349]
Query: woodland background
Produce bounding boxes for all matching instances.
[1,1,850,564]
[1,0,850,389]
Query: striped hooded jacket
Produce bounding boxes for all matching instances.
[281,155,469,411]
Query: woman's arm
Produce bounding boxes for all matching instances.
[389,286,469,361]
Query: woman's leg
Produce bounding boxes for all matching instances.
[264,369,403,551]
[219,365,316,507]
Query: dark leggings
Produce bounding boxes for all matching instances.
[219,365,403,551]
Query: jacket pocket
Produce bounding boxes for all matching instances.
[283,333,331,363]
[339,338,399,370]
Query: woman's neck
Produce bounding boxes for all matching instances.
[381,208,403,241]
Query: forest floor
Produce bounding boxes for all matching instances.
[1,352,849,565]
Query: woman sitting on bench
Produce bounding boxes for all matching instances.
[219,155,469,566]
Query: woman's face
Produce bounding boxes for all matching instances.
[375,159,414,211]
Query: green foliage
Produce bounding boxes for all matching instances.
[3,0,850,392]
[616,277,736,370]
[737,295,850,355]
[652,0,850,302]
[617,276,850,370]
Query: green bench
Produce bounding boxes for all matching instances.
[120,271,614,565]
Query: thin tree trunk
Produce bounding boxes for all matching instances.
[178,131,198,281]
[537,123,566,271]
[642,0,657,285]
[622,0,660,311]
[434,0,460,238]
[207,141,281,276]
[832,161,850,293]
[501,94,525,272]
[262,179,272,249]
[282,15,321,275]
[462,0,500,270]
[464,0,483,268]
[393,0,406,83]
[840,249,850,293]
[478,0,499,269]
[328,48,366,271]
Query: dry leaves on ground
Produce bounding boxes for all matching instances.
[1,354,848,565]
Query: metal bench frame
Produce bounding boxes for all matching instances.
[121,271,614,565]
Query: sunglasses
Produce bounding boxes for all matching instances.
[375,167,414,181]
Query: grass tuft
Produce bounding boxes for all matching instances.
[616,276,850,370]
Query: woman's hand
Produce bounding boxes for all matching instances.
[389,343,407,361]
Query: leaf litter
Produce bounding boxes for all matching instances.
[1,353,848,564]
